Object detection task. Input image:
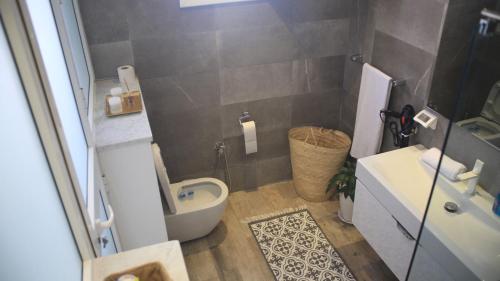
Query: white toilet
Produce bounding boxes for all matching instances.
[457,81,500,144]
[152,143,229,242]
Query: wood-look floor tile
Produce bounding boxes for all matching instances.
[181,181,397,281]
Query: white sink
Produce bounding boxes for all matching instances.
[356,145,500,281]
[424,175,500,281]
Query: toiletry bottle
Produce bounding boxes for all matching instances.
[493,193,500,216]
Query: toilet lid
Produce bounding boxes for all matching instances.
[481,81,500,124]
[152,143,177,214]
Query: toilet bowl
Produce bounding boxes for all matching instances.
[152,143,228,242]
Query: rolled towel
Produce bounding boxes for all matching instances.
[421,147,466,181]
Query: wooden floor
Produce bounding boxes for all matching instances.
[181,181,397,281]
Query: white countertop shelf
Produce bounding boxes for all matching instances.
[84,241,189,281]
[93,79,152,150]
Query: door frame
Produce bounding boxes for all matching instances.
[0,0,96,260]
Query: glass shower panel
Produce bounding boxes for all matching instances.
[407,5,500,281]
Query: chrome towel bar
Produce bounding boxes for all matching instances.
[350,54,405,88]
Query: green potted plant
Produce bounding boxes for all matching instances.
[326,157,356,224]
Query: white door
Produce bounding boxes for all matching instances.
[22,0,120,256]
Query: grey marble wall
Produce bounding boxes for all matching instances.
[344,0,500,194]
[80,0,353,190]
[342,0,450,152]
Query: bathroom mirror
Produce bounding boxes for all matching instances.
[427,2,500,150]
[180,0,256,8]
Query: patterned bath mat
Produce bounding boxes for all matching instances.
[248,209,356,281]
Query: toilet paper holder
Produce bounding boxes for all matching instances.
[238,112,252,126]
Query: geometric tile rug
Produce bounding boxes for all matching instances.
[249,209,357,281]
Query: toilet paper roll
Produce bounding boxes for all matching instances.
[245,140,258,155]
[110,87,123,96]
[117,65,139,92]
[242,121,257,154]
[108,96,123,114]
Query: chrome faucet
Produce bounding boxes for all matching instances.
[457,159,484,196]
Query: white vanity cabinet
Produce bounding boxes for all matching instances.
[353,180,416,280]
[352,146,451,281]
[94,80,168,251]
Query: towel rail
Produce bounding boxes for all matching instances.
[350,54,405,88]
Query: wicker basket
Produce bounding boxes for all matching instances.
[289,127,352,202]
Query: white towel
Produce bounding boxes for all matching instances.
[351,64,393,159]
[421,147,466,181]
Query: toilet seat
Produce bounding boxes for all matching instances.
[152,143,228,214]
[152,143,177,213]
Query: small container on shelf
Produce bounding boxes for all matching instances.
[105,90,143,117]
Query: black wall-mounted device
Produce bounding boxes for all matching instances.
[380,104,417,148]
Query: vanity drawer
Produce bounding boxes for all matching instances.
[353,180,416,280]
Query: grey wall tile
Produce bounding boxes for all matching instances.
[131,37,176,79]
[90,41,134,79]
[141,71,220,116]
[132,31,217,79]
[163,140,219,180]
[372,0,447,55]
[292,19,350,59]
[306,56,346,93]
[292,91,342,129]
[291,94,323,127]
[126,0,215,35]
[248,96,293,132]
[256,156,292,186]
[176,5,216,33]
[256,128,290,160]
[269,0,352,23]
[126,0,177,40]
[339,93,356,137]
[371,31,435,110]
[151,106,222,148]
[220,60,305,105]
[218,24,299,68]
[228,160,258,191]
[174,31,218,75]
[79,0,129,44]
[214,2,283,30]
[320,90,343,129]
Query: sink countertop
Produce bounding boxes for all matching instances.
[93,79,152,151]
[83,241,189,281]
[356,145,434,236]
[356,145,500,281]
